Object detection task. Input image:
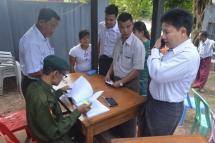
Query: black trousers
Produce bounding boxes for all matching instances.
[139,97,183,136]
[98,55,113,76]
[21,75,37,97]
[111,118,137,138]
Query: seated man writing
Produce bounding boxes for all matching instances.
[25,55,91,143]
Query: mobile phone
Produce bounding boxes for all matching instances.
[105,80,113,86]
[105,97,118,107]
[161,39,165,48]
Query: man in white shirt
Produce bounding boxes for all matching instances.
[105,12,145,137]
[19,8,60,96]
[140,8,200,136]
[192,31,215,92]
[98,4,121,75]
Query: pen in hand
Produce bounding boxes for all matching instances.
[62,87,72,94]
[77,103,91,115]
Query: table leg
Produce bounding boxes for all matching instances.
[86,127,93,143]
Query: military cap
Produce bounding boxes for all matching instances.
[43,55,69,71]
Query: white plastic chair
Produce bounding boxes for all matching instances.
[0,55,13,64]
[0,51,12,55]
[0,51,22,95]
[15,61,22,94]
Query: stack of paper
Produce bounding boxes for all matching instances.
[66,76,110,118]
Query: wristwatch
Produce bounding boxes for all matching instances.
[119,81,124,87]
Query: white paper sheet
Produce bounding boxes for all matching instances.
[66,76,93,105]
[86,99,109,118]
[65,76,110,117]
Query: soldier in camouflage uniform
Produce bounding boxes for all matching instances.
[26,55,91,143]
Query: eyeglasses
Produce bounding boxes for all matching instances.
[59,71,68,78]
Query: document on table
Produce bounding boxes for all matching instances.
[66,76,110,118]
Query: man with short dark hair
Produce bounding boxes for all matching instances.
[105,12,145,137]
[19,8,60,96]
[140,8,200,136]
[26,55,91,143]
[192,31,215,92]
[105,12,145,93]
[98,4,121,75]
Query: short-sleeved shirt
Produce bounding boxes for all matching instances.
[69,44,92,72]
[113,33,145,78]
[19,25,54,77]
[98,21,121,57]
[198,38,215,58]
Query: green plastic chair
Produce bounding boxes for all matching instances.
[191,88,212,136]
[209,111,215,143]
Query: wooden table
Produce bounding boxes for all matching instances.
[111,135,207,143]
[67,73,145,143]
